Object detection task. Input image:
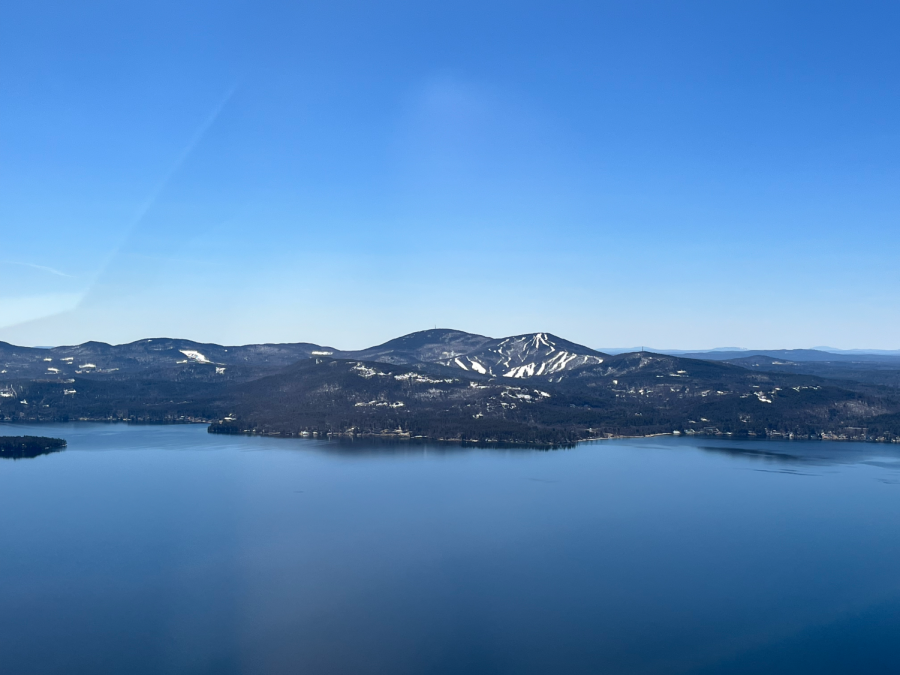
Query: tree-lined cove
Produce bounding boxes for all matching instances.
[1,423,899,674]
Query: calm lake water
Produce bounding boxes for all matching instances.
[2,423,899,675]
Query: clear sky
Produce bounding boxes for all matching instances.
[1,1,898,350]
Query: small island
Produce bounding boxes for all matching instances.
[0,436,67,459]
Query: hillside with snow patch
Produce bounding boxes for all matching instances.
[439,332,607,378]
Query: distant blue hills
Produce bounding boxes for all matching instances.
[599,347,900,362]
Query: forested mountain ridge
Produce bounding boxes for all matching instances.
[330,329,494,365]
[0,338,333,380]
[3,330,900,445]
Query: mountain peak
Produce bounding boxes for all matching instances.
[335,329,494,365]
[442,332,607,378]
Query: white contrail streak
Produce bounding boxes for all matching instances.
[125,83,239,239]
[79,83,240,306]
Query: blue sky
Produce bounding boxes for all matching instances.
[1,1,898,349]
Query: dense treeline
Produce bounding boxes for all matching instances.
[5,351,900,446]
[0,435,67,459]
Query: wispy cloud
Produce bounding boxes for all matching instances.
[1,261,75,278]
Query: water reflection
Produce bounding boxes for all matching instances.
[696,439,900,467]
[284,435,573,456]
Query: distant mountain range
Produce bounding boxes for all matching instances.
[0,330,612,381]
[602,347,900,362]
[3,329,900,446]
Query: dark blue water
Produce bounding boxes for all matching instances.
[2,423,899,675]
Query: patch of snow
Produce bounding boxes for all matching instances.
[531,333,551,349]
[548,352,579,372]
[395,372,454,384]
[353,363,382,378]
[180,350,210,363]
[356,400,405,408]
[469,360,487,375]
[503,362,536,378]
